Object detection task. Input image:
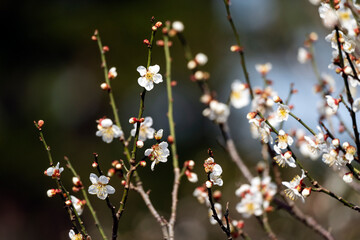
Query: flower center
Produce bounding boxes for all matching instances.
[146,72,154,81]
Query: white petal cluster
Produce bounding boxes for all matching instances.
[96,118,123,143]
[69,230,83,240]
[202,100,230,124]
[230,81,250,109]
[45,162,64,178]
[297,47,310,64]
[319,3,338,28]
[209,203,222,225]
[70,195,84,216]
[172,21,184,32]
[275,104,290,122]
[249,117,273,144]
[273,145,296,168]
[282,170,306,202]
[144,141,170,171]
[209,164,223,186]
[137,65,163,91]
[325,29,355,54]
[131,116,155,142]
[88,173,115,200]
[255,63,272,75]
[325,95,339,113]
[276,130,294,149]
[251,86,277,115]
[235,176,277,218]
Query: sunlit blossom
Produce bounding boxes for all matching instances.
[45,162,64,178]
[282,170,306,202]
[230,81,250,109]
[130,116,155,142]
[88,173,115,200]
[137,64,163,91]
[202,100,230,124]
[144,141,170,171]
[96,118,123,143]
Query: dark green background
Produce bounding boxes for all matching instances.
[1,0,360,239]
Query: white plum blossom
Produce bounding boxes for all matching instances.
[145,141,170,171]
[195,53,208,66]
[88,173,115,200]
[186,171,198,183]
[230,81,250,109]
[343,173,354,183]
[353,98,360,112]
[235,176,277,218]
[131,116,155,142]
[69,230,83,240]
[249,117,273,144]
[209,164,223,186]
[137,64,163,91]
[325,29,355,53]
[96,118,123,144]
[273,145,296,168]
[154,129,163,140]
[276,130,294,149]
[319,3,338,28]
[275,104,290,122]
[202,100,230,124]
[172,21,184,32]
[70,195,85,216]
[297,47,310,64]
[45,162,64,178]
[236,191,263,218]
[338,8,358,37]
[209,203,222,225]
[255,63,272,76]
[282,170,306,202]
[108,67,117,79]
[193,186,209,205]
[344,145,356,163]
[325,95,339,113]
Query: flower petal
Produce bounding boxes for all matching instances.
[88,185,97,195]
[149,64,160,74]
[137,66,147,76]
[153,74,163,84]
[99,175,109,185]
[144,149,153,156]
[106,185,115,194]
[144,81,154,91]
[138,77,147,88]
[90,173,98,184]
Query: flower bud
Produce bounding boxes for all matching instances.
[140,161,147,167]
[172,21,184,32]
[195,53,208,66]
[187,160,195,170]
[129,117,137,124]
[121,180,126,186]
[102,46,109,52]
[344,66,352,75]
[65,200,72,206]
[301,187,311,198]
[246,112,257,120]
[154,129,163,140]
[194,71,204,80]
[343,172,353,183]
[100,83,110,90]
[205,180,213,188]
[38,120,44,128]
[107,168,115,177]
[230,45,242,52]
[309,32,318,42]
[92,162,98,168]
[72,177,82,187]
[115,163,122,170]
[200,94,212,104]
[284,151,292,159]
[187,60,197,70]
[332,138,340,147]
[168,135,174,144]
[342,142,350,149]
[136,140,144,148]
[213,190,222,201]
[47,189,57,197]
[152,25,158,31]
[273,96,282,103]
[155,21,163,28]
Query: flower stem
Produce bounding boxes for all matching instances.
[94,31,122,130]
[222,0,253,100]
[64,156,108,240]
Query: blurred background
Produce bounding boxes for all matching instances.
[1,0,360,239]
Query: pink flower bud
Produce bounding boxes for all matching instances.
[205,180,213,188]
